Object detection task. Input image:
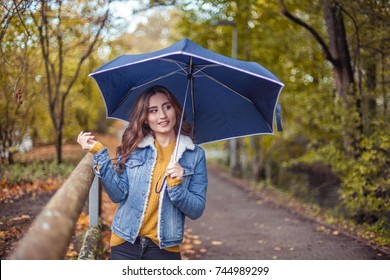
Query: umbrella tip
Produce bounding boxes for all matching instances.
[276,104,283,132]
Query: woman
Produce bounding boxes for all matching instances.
[77,85,208,260]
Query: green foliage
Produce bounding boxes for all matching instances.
[0,160,75,184]
[341,121,390,223]
[0,4,41,163]
[1,0,111,158]
[286,97,389,224]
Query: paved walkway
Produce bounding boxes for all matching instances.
[185,164,389,260]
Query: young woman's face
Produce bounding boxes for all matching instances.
[147,92,177,139]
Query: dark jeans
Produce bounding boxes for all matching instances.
[110,236,181,260]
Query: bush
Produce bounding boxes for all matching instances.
[340,123,390,227]
[0,160,75,184]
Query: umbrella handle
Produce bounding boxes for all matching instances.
[155,176,167,194]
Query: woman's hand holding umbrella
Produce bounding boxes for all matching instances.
[166,157,184,180]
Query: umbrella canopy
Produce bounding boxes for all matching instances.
[90,38,284,145]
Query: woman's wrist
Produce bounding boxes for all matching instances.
[166,177,183,188]
[89,141,104,154]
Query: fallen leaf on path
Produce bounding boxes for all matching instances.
[211,240,223,246]
[315,225,330,233]
[75,212,89,230]
[0,179,63,203]
[10,215,31,222]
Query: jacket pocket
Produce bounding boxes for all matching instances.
[125,158,145,168]
[125,157,146,194]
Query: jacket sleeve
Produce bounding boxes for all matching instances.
[93,148,129,203]
[166,147,208,220]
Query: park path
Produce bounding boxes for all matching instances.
[185,164,389,260]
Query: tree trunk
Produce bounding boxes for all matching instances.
[280,0,362,153]
[323,0,363,152]
[56,128,62,164]
[323,0,355,99]
[229,138,242,177]
[366,61,377,129]
[30,1,109,165]
[8,152,14,165]
[250,137,264,181]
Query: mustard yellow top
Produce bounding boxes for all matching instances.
[89,139,182,253]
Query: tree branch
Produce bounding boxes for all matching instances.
[56,0,64,118]
[31,1,58,130]
[132,0,177,14]
[63,9,110,103]
[279,0,336,65]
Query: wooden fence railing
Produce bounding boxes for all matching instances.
[9,153,101,260]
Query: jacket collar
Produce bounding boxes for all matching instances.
[138,134,195,161]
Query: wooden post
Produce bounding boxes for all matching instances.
[88,175,100,227]
[78,175,102,260]
[78,227,101,260]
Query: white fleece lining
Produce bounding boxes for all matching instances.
[134,141,156,239]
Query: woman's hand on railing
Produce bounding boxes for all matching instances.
[77,131,97,151]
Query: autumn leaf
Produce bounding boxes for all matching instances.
[10,215,31,222]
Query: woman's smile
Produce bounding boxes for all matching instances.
[147,92,177,144]
[158,120,170,126]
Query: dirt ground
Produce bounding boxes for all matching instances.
[0,191,56,258]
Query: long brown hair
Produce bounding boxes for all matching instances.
[115,85,191,172]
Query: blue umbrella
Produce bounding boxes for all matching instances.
[90,38,284,158]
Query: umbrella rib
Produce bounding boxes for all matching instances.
[129,69,186,92]
[194,66,273,132]
[192,64,220,76]
[194,65,273,133]
[196,69,254,104]
[108,69,186,116]
[158,58,189,75]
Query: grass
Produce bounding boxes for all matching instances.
[0,160,76,184]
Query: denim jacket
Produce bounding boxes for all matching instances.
[93,134,208,249]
